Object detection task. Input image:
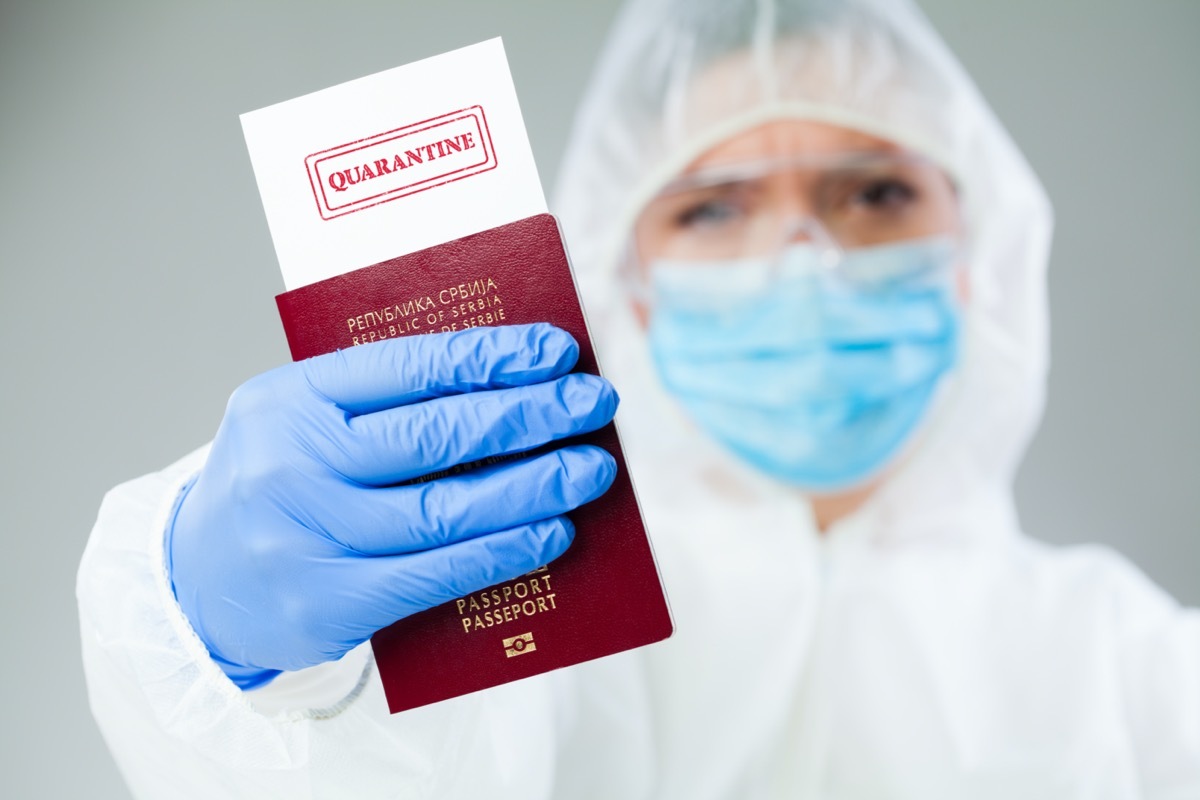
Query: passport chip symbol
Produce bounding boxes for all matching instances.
[503,632,536,658]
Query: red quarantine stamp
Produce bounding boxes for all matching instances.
[304,105,497,220]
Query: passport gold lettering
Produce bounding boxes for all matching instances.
[438,277,498,305]
[346,297,437,333]
[456,573,558,633]
[326,132,478,192]
[344,277,507,342]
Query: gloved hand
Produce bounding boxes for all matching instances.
[167,323,618,689]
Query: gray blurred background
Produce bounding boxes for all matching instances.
[1,0,1196,796]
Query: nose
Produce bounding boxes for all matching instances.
[778,216,841,265]
[765,172,839,255]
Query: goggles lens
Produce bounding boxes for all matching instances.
[633,151,960,267]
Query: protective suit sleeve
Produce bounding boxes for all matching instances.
[78,445,349,796]
[1108,553,1200,799]
[79,446,536,798]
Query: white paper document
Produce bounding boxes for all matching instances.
[241,38,546,290]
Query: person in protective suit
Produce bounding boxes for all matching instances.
[78,0,1200,797]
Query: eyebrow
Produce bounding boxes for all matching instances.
[667,150,920,192]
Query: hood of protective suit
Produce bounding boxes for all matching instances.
[553,0,1053,542]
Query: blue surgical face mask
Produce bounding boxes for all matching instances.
[646,238,961,491]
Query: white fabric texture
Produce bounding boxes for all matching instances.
[78,0,1200,797]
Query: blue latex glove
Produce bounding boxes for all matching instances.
[167,323,618,689]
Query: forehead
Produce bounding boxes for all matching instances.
[684,119,906,173]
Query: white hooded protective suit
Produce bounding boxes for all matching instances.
[78,0,1200,797]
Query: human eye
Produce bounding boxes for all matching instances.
[849,176,918,211]
[675,197,741,227]
[820,156,929,219]
[670,184,754,231]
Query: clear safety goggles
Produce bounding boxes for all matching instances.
[626,150,962,303]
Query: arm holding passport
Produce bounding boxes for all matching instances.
[77,323,624,798]
[167,323,618,689]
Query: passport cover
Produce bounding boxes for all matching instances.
[275,213,673,713]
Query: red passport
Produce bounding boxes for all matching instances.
[275,213,673,713]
